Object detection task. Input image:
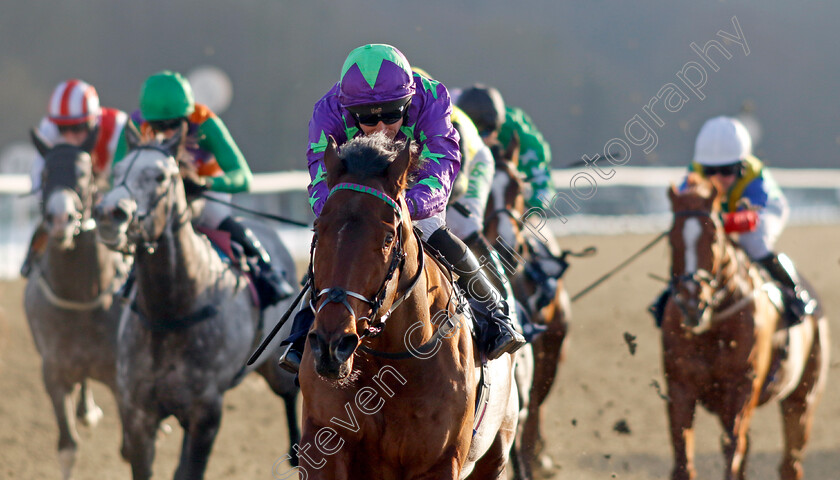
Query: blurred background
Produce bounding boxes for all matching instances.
[1,0,839,275]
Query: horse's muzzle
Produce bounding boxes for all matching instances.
[308,331,359,379]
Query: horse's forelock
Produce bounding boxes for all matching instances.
[338,133,420,185]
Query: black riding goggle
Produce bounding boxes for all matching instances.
[702,162,742,177]
[148,117,185,132]
[349,98,411,127]
[57,123,92,134]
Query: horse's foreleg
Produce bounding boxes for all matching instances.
[174,399,222,480]
[42,364,78,480]
[257,361,301,467]
[119,405,159,480]
[718,387,756,480]
[667,383,698,480]
[283,393,301,466]
[521,325,566,473]
[75,379,103,428]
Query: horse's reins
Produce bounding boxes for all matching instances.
[198,193,310,228]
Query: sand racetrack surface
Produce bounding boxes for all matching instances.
[2,225,839,479]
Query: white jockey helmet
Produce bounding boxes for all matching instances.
[47,79,101,126]
[694,116,752,166]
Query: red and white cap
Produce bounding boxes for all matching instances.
[47,79,101,126]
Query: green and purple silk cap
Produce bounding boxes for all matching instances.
[339,44,416,112]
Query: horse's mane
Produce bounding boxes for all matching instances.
[338,132,421,189]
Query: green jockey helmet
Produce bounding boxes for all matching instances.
[139,70,195,121]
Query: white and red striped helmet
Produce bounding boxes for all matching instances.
[47,79,101,126]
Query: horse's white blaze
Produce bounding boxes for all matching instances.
[682,218,701,293]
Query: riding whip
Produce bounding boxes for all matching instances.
[246,280,311,365]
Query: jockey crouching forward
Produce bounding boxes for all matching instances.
[21,79,128,277]
[279,44,526,372]
[113,70,294,307]
[457,84,564,314]
[649,116,817,327]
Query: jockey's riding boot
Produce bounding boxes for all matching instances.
[648,287,672,328]
[429,227,526,360]
[757,253,817,326]
[219,217,295,307]
[278,307,316,373]
[20,224,48,278]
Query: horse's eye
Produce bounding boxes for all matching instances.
[155,173,166,183]
[383,233,394,250]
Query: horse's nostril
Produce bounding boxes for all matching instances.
[333,334,359,363]
[112,208,128,223]
[308,332,325,358]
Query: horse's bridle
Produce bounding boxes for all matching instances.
[111,146,188,253]
[670,209,732,317]
[310,182,424,339]
[40,147,96,237]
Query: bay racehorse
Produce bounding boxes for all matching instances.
[24,129,130,479]
[483,137,580,477]
[94,125,300,479]
[294,133,519,479]
[662,175,829,480]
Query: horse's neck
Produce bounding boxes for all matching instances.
[134,214,216,319]
[715,236,754,306]
[42,228,117,299]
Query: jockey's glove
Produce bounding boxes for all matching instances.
[182,176,209,197]
[723,210,759,234]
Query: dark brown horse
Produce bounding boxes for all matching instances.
[662,176,829,480]
[24,130,129,479]
[294,133,519,479]
[483,140,573,477]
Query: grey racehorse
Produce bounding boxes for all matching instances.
[24,129,129,480]
[94,127,299,479]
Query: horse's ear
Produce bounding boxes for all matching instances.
[81,125,99,153]
[505,130,520,168]
[387,137,412,192]
[30,128,52,157]
[667,183,679,203]
[323,136,345,188]
[707,182,720,210]
[124,121,142,151]
[160,123,185,158]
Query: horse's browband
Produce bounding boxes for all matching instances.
[329,182,402,219]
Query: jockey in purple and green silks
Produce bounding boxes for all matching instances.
[280,44,526,373]
[306,46,460,223]
[112,70,293,307]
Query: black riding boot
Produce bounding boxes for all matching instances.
[277,306,315,373]
[20,224,48,278]
[429,227,526,360]
[218,217,295,307]
[757,253,817,326]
